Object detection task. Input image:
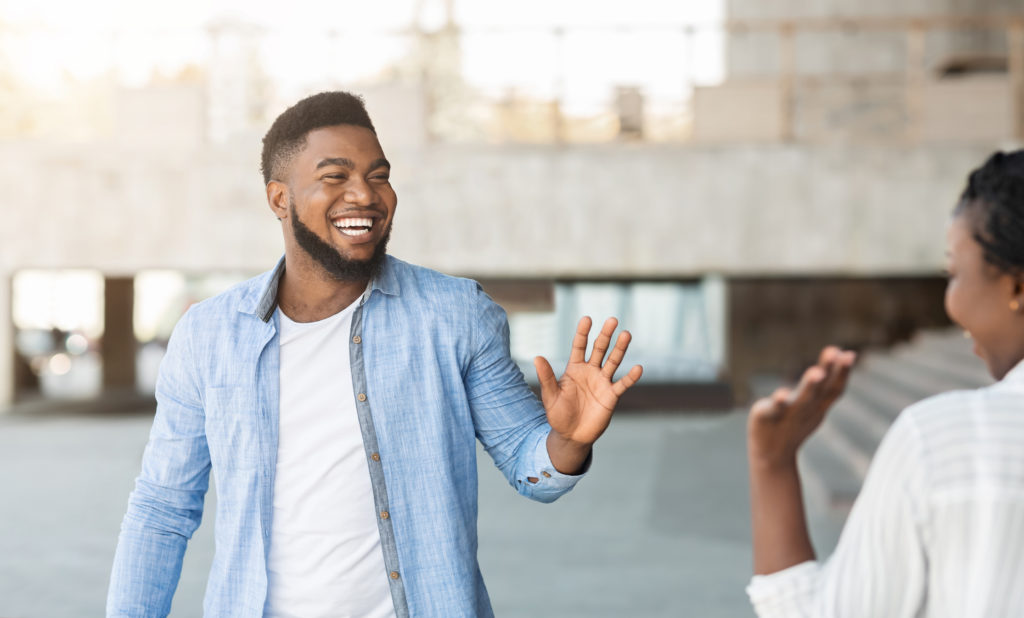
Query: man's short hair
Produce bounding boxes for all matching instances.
[260,91,376,185]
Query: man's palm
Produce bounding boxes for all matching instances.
[534,317,643,445]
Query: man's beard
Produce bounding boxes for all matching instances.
[289,199,391,282]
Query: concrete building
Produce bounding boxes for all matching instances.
[1,1,1021,409]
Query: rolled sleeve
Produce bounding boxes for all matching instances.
[524,428,589,496]
[466,284,585,503]
[747,560,821,618]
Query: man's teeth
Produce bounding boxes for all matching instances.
[332,218,374,236]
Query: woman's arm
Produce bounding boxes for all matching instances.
[747,347,855,574]
[745,347,930,618]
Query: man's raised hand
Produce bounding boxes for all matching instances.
[534,316,643,460]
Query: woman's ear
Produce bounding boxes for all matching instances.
[1011,278,1024,313]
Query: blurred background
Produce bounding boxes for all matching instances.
[0,0,1019,616]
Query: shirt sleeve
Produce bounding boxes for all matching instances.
[463,283,586,503]
[107,307,212,617]
[746,411,929,618]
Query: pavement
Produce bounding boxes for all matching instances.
[0,407,843,618]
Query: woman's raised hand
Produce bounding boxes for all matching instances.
[747,346,857,469]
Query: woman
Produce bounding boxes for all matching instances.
[746,150,1024,617]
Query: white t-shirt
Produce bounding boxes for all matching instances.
[264,298,395,618]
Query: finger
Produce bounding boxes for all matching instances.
[533,356,559,402]
[750,396,777,419]
[818,345,840,367]
[751,388,788,422]
[588,317,618,366]
[610,364,643,397]
[788,365,826,409]
[821,350,857,404]
[771,387,792,414]
[568,316,592,364]
[601,330,632,378]
[772,387,791,404]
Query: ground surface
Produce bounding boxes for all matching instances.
[0,408,842,618]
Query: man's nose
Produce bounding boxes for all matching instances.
[343,178,374,205]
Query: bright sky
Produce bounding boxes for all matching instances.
[0,0,725,106]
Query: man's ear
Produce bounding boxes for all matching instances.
[267,180,289,221]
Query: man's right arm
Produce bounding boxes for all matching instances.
[107,308,211,617]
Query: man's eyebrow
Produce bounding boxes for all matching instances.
[316,157,355,170]
[314,157,391,170]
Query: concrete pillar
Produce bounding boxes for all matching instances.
[778,23,796,142]
[0,272,12,411]
[102,276,136,391]
[1010,21,1024,142]
[615,86,644,139]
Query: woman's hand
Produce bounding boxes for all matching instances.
[747,346,857,575]
[747,346,857,470]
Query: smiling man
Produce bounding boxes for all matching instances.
[107,91,642,618]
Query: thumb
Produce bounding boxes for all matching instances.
[533,356,559,402]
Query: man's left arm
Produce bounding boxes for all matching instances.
[465,286,642,502]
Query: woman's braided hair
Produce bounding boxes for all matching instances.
[955,150,1024,275]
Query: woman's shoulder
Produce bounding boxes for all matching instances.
[896,382,1024,486]
[902,380,1021,431]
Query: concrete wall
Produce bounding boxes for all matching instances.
[724,0,1019,78]
[0,140,997,278]
[0,100,1009,407]
[395,144,992,277]
[694,74,1018,144]
[0,276,10,408]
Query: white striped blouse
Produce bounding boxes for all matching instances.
[747,359,1024,618]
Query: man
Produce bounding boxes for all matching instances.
[107,91,642,617]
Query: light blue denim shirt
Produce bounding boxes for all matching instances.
[108,255,585,617]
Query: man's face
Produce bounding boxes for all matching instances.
[279,124,397,281]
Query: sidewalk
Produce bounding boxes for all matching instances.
[0,407,841,617]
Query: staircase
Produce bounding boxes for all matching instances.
[800,328,993,520]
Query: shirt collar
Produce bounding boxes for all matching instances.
[1001,355,1024,385]
[240,254,401,323]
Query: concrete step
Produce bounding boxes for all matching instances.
[858,352,980,405]
[889,345,993,389]
[906,328,978,359]
[799,327,992,521]
[843,365,930,423]
[800,427,864,514]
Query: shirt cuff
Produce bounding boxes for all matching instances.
[746,560,821,618]
[526,428,589,491]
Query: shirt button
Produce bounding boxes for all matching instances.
[541,471,552,478]
[353,335,362,344]
[390,571,400,580]
[371,452,381,462]
[357,393,367,402]
[380,510,390,520]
